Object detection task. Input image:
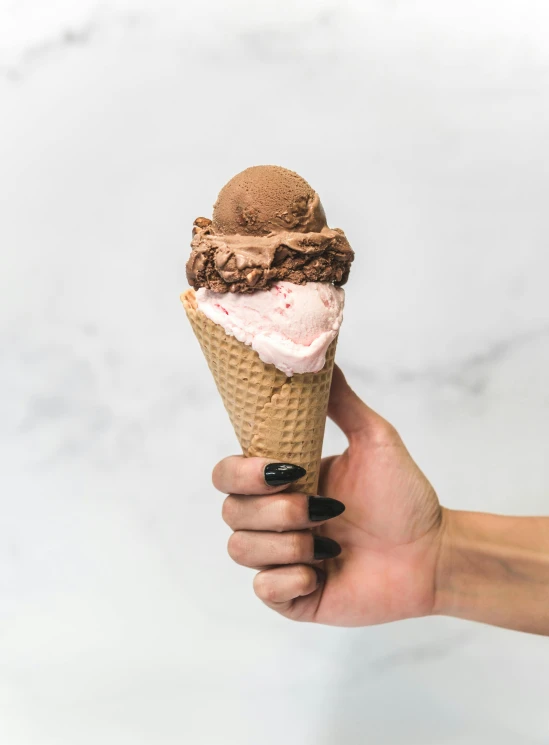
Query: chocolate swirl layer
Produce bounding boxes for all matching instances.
[187,217,353,294]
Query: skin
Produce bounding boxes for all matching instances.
[213,366,549,634]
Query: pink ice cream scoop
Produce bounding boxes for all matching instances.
[195,281,345,376]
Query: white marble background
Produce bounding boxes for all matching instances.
[2,1,549,743]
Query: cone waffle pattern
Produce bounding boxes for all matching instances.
[182,290,336,494]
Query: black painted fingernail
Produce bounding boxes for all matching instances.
[308,496,346,522]
[314,536,342,560]
[264,462,306,487]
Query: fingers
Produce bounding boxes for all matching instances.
[227,530,341,568]
[328,365,397,442]
[253,565,322,607]
[222,493,345,532]
[212,456,306,496]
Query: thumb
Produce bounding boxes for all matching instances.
[328,365,389,441]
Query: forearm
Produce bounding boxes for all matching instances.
[434,509,549,635]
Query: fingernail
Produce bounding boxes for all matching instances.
[264,462,306,487]
[308,496,346,522]
[313,536,342,560]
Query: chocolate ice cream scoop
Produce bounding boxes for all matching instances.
[212,165,327,236]
[186,165,354,294]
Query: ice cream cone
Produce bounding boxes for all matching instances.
[182,289,336,494]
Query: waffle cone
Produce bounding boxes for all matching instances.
[181,289,336,494]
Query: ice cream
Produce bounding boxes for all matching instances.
[196,281,344,376]
[182,165,354,493]
[186,165,353,376]
[186,165,353,294]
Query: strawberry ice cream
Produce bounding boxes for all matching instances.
[195,281,344,376]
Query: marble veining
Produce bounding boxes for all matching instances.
[344,322,549,393]
[2,1,549,744]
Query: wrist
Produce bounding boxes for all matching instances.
[432,507,504,620]
[432,508,549,634]
[432,507,465,618]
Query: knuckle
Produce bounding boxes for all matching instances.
[369,417,400,445]
[297,565,315,593]
[221,496,239,527]
[253,572,275,602]
[212,459,229,492]
[227,532,249,564]
[383,420,400,440]
[288,532,307,563]
[213,456,253,494]
[273,499,300,532]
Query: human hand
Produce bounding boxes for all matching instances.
[213,366,444,627]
